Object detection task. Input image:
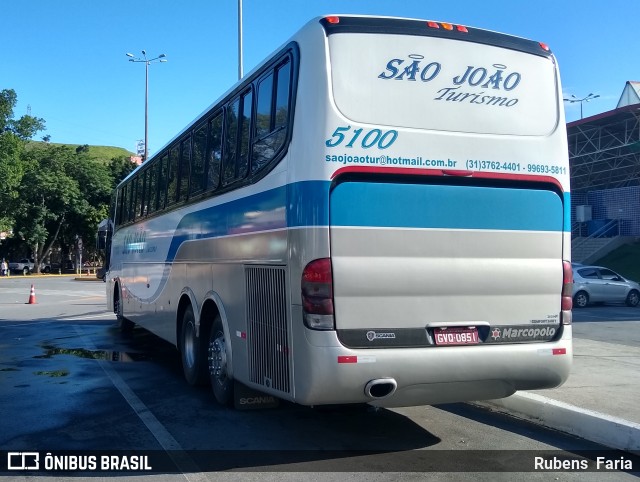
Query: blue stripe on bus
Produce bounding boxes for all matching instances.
[164,180,568,262]
[167,185,289,261]
[330,182,565,232]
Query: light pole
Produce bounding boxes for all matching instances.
[563,93,599,119]
[126,51,167,162]
[238,0,243,79]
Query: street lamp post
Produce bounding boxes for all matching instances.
[238,0,243,80]
[563,93,600,119]
[126,51,167,162]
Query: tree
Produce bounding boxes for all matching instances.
[12,146,81,272]
[0,89,45,139]
[11,144,117,272]
[1,88,134,270]
[0,89,45,233]
[108,156,137,188]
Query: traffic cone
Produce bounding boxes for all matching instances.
[27,284,37,304]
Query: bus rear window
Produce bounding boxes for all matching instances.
[328,34,559,136]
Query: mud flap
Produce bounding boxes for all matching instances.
[233,381,280,410]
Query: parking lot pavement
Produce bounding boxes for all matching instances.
[478,304,640,452]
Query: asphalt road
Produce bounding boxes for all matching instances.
[572,303,640,348]
[0,276,637,480]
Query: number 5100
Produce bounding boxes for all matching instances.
[325,126,398,149]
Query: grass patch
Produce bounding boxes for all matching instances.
[26,142,134,164]
[593,242,640,281]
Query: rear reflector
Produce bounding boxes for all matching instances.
[561,260,573,323]
[338,356,357,364]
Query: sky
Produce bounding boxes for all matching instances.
[2,0,638,155]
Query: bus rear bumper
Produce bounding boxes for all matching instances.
[291,324,572,408]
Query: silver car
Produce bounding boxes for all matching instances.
[572,265,640,308]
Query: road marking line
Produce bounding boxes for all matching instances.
[74,326,208,481]
[59,313,116,321]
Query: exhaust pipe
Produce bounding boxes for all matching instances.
[364,378,397,399]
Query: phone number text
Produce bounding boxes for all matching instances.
[466,160,567,175]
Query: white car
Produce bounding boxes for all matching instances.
[8,258,34,275]
[572,265,640,308]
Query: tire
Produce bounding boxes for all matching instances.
[180,305,208,386]
[573,291,589,308]
[22,267,29,276]
[626,290,640,307]
[114,288,134,333]
[208,315,234,406]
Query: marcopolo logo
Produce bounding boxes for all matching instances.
[490,326,557,342]
[366,331,396,342]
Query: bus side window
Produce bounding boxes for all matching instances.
[123,182,131,223]
[168,145,180,205]
[237,90,253,180]
[206,112,223,192]
[117,185,126,227]
[148,161,158,215]
[158,154,168,211]
[140,169,148,217]
[274,60,291,130]
[252,58,291,175]
[135,175,144,220]
[179,136,191,202]
[223,98,240,186]
[191,124,207,197]
[129,177,138,222]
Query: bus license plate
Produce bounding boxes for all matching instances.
[433,327,479,346]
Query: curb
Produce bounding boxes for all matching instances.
[475,391,640,452]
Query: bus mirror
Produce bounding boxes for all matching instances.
[97,218,113,251]
[97,233,107,250]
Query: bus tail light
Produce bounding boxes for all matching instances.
[561,260,573,324]
[302,258,335,330]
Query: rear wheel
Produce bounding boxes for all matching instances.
[626,290,640,307]
[180,305,208,385]
[208,316,234,406]
[573,291,589,308]
[22,267,29,276]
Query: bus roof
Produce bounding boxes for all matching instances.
[319,15,553,58]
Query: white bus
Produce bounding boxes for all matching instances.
[103,15,572,408]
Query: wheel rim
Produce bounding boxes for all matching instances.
[576,293,587,307]
[629,292,639,306]
[183,321,196,369]
[209,332,228,384]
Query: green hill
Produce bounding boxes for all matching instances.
[26,142,135,163]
